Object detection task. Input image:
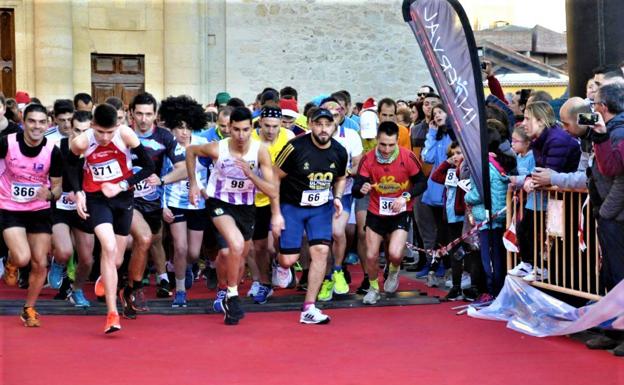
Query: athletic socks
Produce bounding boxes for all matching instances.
[227,286,238,298]
[158,273,168,284]
[332,266,342,273]
[303,301,315,311]
[389,263,399,273]
[370,278,380,290]
[175,278,186,292]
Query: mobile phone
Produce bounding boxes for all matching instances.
[577,112,599,126]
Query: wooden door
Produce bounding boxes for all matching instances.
[91,54,144,107]
[0,9,16,98]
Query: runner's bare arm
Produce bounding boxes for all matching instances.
[186,142,218,206]
[119,125,156,186]
[270,165,286,238]
[245,146,276,199]
[49,176,62,201]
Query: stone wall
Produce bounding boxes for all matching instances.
[217,0,432,105]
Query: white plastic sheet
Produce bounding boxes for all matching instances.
[468,276,624,337]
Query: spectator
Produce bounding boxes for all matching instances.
[396,106,412,128]
[0,94,21,137]
[73,92,93,112]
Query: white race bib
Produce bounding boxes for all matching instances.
[11,182,40,203]
[224,177,253,193]
[133,178,155,198]
[379,196,406,216]
[445,168,459,187]
[301,189,329,206]
[56,192,76,211]
[90,159,123,182]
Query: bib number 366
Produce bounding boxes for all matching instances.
[11,182,40,203]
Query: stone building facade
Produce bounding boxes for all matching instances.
[1,0,434,106]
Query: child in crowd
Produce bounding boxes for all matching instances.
[465,123,516,299]
[430,142,467,300]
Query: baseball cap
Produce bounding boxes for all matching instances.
[311,108,334,122]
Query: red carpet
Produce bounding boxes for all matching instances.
[2,301,621,385]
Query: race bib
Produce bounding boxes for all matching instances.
[445,168,459,187]
[457,179,472,193]
[379,196,406,216]
[90,159,123,182]
[56,192,76,211]
[11,182,40,203]
[224,177,253,193]
[301,189,329,206]
[134,178,155,198]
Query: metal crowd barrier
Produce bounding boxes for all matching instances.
[506,186,604,301]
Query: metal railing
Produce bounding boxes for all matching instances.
[506,186,604,301]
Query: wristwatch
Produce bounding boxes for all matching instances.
[401,192,411,202]
[119,180,129,191]
[160,177,166,186]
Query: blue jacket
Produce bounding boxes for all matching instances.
[531,123,581,173]
[421,127,452,206]
[465,159,509,229]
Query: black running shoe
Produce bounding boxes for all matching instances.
[444,287,464,301]
[118,286,137,319]
[156,280,172,298]
[356,276,370,295]
[53,276,72,300]
[462,287,479,302]
[223,295,245,325]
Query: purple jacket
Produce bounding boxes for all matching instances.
[530,123,581,173]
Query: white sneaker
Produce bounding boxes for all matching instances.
[445,272,471,289]
[508,262,533,277]
[523,267,548,282]
[384,269,400,293]
[363,287,381,305]
[299,305,330,324]
[272,265,292,289]
[247,281,260,297]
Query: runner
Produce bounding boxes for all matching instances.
[157,95,210,308]
[250,105,294,304]
[120,92,186,318]
[68,103,155,333]
[317,99,363,301]
[186,107,277,325]
[272,108,348,324]
[0,103,63,327]
[352,121,426,304]
[49,110,95,307]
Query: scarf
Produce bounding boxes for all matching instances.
[376,146,399,164]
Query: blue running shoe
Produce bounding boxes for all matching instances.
[47,258,65,289]
[212,289,226,313]
[252,284,273,304]
[172,291,187,308]
[69,289,90,307]
[345,252,359,265]
[414,264,431,278]
[185,266,193,290]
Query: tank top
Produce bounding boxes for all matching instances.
[205,138,260,206]
[163,134,209,210]
[0,133,54,211]
[252,128,290,207]
[82,129,133,193]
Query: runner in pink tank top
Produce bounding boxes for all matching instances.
[0,104,63,328]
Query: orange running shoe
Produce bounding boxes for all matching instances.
[4,260,18,286]
[104,312,121,334]
[20,307,41,327]
[94,276,105,297]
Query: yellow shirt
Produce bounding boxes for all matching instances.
[252,127,291,207]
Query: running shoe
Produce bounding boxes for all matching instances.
[20,307,40,327]
[300,305,330,325]
[252,284,273,304]
[462,287,479,302]
[70,289,91,307]
[345,252,359,265]
[414,263,431,278]
[473,293,495,306]
[247,281,260,297]
[272,265,292,289]
[47,257,65,289]
[317,279,334,302]
[426,271,438,288]
[185,266,194,290]
[104,312,121,334]
[172,291,187,308]
[156,279,172,298]
[213,289,227,313]
[523,267,548,282]
[508,261,533,278]
[293,261,303,272]
[118,287,137,319]
[94,276,105,297]
[384,269,400,293]
[362,287,381,305]
[3,260,18,286]
[53,277,72,300]
[18,267,29,289]
[133,287,149,312]
[332,270,349,295]
[444,287,463,301]
[356,276,370,295]
[445,272,472,290]
[223,295,245,325]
